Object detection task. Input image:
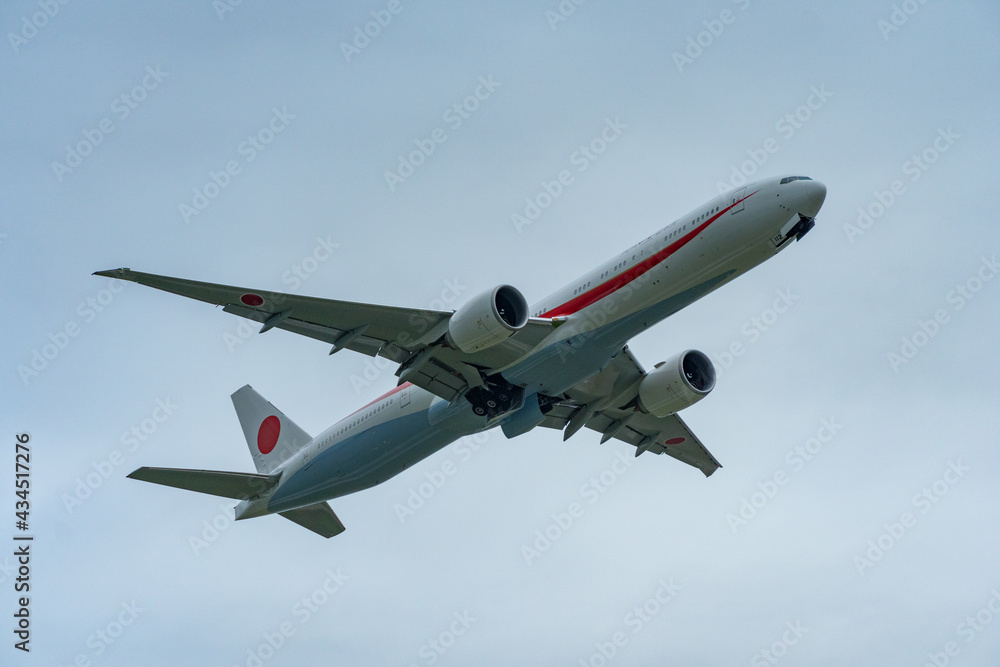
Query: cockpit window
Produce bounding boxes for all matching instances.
[780,176,813,185]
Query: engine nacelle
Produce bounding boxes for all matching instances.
[638,349,716,417]
[445,285,529,353]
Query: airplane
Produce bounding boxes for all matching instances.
[97,174,826,538]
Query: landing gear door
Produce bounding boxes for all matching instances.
[730,187,747,214]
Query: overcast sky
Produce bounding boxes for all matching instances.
[3,1,1000,665]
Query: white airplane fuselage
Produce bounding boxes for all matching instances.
[241,175,827,518]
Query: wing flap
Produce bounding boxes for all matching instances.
[534,346,721,477]
[222,303,392,358]
[611,413,721,476]
[538,407,720,476]
[95,268,452,358]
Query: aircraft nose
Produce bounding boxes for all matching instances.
[800,180,827,218]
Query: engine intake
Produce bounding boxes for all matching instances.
[638,349,716,417]
[446,285,529,353]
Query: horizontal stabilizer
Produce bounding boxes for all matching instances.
[128,467,276,500]
[279,502,346,538]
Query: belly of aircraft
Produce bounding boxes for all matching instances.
[267,409,463,512]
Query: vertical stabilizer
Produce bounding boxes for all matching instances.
[231,385,312,473]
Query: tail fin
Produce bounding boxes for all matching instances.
[231,385,312,474]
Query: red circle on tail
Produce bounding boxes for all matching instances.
[257,415,281,454]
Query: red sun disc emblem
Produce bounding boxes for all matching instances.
[241,293,264,307]
[257,415,281,454]
[665,437,686,445]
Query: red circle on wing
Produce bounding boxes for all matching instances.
[241,293,264,307]
[257,416,281,454]
[665,437,686,445]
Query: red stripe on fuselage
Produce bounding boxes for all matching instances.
[344,381,412,420]
[539,190,759,318]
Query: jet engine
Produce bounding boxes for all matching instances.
[445,285,529,353]
[638,349,716,417]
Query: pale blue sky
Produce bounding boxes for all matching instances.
[3,1,1000,665]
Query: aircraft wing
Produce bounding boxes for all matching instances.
[95,268,557,402]
[537,346,721,476]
